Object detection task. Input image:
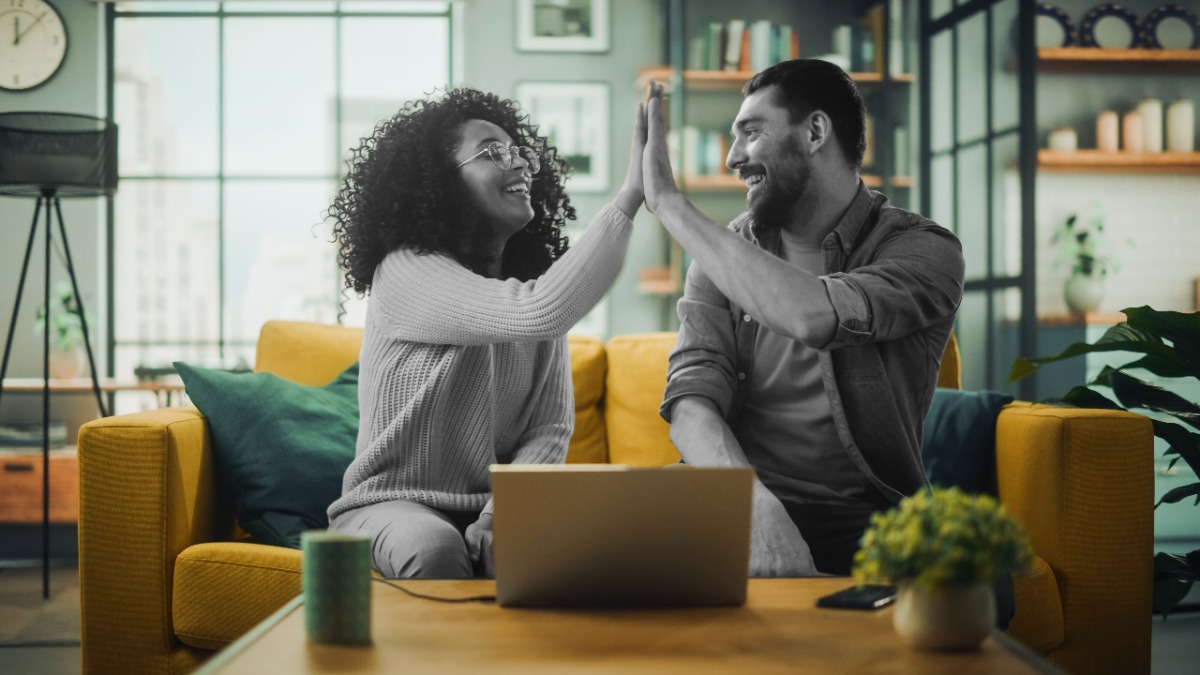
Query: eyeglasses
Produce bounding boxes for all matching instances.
[455,142,541,175]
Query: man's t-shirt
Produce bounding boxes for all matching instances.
[733,228,876,507]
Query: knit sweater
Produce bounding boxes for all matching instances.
[328,204,632,521]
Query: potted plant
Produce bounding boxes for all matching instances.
[35,281,91,379]
[853,487,1033,650]
[1010,305,1200,617]
[1051,206,1120,314]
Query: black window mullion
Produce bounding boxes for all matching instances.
[218,11,226,361]
[984,4,995,389]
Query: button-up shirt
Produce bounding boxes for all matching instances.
[659,183,965,503]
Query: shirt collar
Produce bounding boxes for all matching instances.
[746,179,878,254]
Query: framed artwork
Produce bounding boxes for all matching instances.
[516,81,609,193]
[515,0,610,53]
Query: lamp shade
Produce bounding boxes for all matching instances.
[0,112,118,198]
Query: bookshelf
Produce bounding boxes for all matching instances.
[637,1,915,307]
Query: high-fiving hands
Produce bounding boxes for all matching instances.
[640,81,682,215]
[616,81,683,219]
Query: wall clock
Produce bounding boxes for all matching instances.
[0,0,68,92]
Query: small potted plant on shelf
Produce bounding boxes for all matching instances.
[853,487,1033,651]
[1051,205,1121,314]
[34,281,91,379]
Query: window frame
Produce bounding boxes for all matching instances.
[104,2,454,385]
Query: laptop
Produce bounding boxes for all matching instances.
[490,464,753,608]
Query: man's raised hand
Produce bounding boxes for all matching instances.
[642,81,681,214]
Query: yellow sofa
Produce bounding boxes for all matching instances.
[78,321,1153,674]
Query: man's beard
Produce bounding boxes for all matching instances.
[746,156,808,229]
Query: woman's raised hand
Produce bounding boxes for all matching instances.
[613,91,649,220]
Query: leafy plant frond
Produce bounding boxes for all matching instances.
[1154,551,1199,619]
[1095,367,1200,432]
[1150,418,1200,478]
[1157,483,1200,508]
[1047,385,1122,410]
[1124,306,1200,372]
[1010,309,1199,383]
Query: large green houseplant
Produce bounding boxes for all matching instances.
[1009,306,1199,617]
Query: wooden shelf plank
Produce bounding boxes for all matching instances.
[637,67,912,92]
[1037,47,1200,73]
[1039,47,1200,63]
[679,174,911,191]
[1038,150,1200,172]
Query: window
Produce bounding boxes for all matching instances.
[110,1,452,410]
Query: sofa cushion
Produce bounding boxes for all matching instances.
[567,334,608,463]
[172,542,303,650]
[921,388,1014,495]
[605,333,680,466]
[173,360,359,548]
[1006,554,1065,654]
[255,320,363,385]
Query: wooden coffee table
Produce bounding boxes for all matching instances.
[198,577,1058,674]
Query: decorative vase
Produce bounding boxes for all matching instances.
[48,347,84,379]
[1064,273,1104,314]
[892,581,995,651]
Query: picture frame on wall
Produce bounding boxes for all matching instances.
[516,81,610,193]
[515,0,610,53]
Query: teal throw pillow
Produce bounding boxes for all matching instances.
[921,388,1014,495]
[173,361,359,549]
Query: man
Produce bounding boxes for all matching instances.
[643,60,965,577]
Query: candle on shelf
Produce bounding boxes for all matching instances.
[1123,110,1144,153]
[1049,126,1078,152]
[1136,99,1163,153]
[1167,99,1194,153]
[1096,111,1119,152]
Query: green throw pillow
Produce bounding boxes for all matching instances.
[173,361,359,549]
[921,388,1014,496]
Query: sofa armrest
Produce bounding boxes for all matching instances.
[78,407,232,674]
[995,402,1153,675]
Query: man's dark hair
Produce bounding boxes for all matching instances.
[743,59,867,169]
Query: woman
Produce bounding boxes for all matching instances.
[326,87,645,578]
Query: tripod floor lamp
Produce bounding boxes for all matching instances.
[0,112,117,598]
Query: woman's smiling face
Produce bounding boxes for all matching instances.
[452,119,537,239]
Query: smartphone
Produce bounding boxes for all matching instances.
[815,584,897,610]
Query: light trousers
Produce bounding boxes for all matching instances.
[329,498,478,579]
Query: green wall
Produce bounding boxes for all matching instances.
[460,0,669,336]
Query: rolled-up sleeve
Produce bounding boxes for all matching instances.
[660,260,739,423]
[820,220,964,350]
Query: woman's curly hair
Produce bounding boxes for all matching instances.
[328,87,575,294]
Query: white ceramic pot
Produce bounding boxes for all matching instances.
[48,347,84,379]
[893,581,995,651]
[1064,273,1104,314]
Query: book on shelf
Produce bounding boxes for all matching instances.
[672,126,734,181]
[860,4,885,75]
[888,0,907,76]
[688,18,800,72]
[724,19,745,72]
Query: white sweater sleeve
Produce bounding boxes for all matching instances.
[371,204,632,346]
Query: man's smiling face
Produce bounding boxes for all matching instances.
[726,85,812,228]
